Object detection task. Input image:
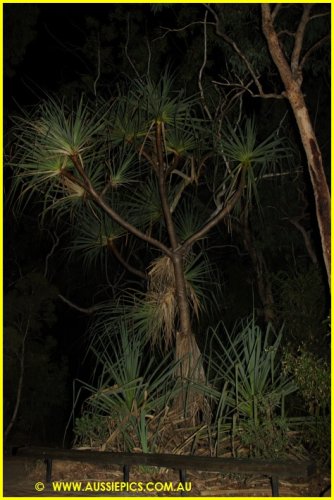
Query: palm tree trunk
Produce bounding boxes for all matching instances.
[155,123,207,419]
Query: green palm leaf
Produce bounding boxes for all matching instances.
[40,154,109,223]
[66,209,125,272]
[174,198,207,242]
[106,147,146,188]
[109,97,148,145]
[205,318,297,421]
[125,177,164,230]
[9,96,110,214]
[219,117,290,210]
[165,126,198,156]
[184,251,216,316]
[130,71,200,127]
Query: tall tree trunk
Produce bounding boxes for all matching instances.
[261,5,331,289]
[172,253,205,378]
[155,123,207,420]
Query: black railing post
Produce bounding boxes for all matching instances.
[123,464,130,482]
[179,469,187,496]
[271,475,279,496]
[45,457,53,483]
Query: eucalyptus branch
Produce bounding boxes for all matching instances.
[271,4,282,22]
[93,35,101,97]
[300,34,330,71]
[154,21,215,41]
[212,79,249,120]
[180,166,246,254]
[309,11,330,21]
[125,14,141,80]
[291,4,312,77]
[44,231,60,278]
[198,11,212,120]
[277,30,296,39]
[287,217,318,265]
[212,77,283,102]
[206,4,284,100]
[205,5,263,93]
[68,155,173,258]
[261,5,294,87]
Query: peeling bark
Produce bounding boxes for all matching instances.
[261,5,331,289]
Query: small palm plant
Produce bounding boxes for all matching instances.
[74,322,184,452]
[204,318,301,458]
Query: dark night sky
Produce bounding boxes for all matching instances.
[5,3,174,106]
[5,4,104,103]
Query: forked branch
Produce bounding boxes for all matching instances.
[180,166,246,253]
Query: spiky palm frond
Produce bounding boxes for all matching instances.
[221,118,287,167]
[66,209,125,272]
[219,117,290,210]
[205,319,297,421]
[174,198,207,242]
[106,147,146,189]
[125,177,164,231]
[129,72,200,128]
[132,289,177,350]
[184,252,216,318]
[14,95,109,159]
[109,74,205,167]
[109,97,149,146]
[76,323,184,452]
[40,154,110,223]
[165,126,198,157]
[86,291,167,351]
[9,96,110,215]
[91,319,207,412]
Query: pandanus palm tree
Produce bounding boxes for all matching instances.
[9,73,287,419]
